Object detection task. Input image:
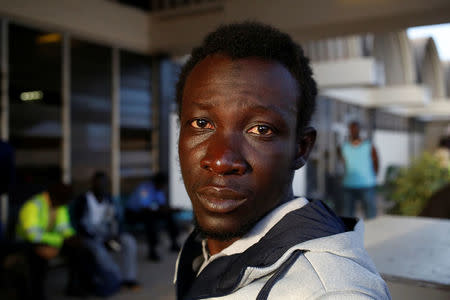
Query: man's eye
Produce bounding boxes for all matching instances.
[247,125,273,136]
[190,119,214,129]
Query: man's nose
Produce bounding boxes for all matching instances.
[200,133,248,176]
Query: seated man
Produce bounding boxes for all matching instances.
[16,182,93,300]
[173,22,391,299]
[72,171,139,292]
[125,172,180,261]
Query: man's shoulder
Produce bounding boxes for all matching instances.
[56,204,71,216]
[23,192,45,206]
[19,194,46,218]
[272,250,389,299]
[220,250,389,299]
[20,197,38,212]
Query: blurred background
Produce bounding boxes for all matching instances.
[0,0,449,299]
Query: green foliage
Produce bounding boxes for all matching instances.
[387,152,450,216]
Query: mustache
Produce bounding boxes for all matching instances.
[191,176,250,194]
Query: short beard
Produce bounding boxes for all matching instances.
[193,214,263,242]
[193,177,295,242]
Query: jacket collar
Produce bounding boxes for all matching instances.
[176,200,352,300]
[197,197,310,274]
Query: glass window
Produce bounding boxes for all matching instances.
[119,50,153,194]
[71,40,111,193]
[9,24,62,187]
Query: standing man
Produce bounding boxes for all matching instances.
[174,22,390,299]
[339,121,379,219]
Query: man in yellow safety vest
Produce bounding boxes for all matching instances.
[16,182,93,300]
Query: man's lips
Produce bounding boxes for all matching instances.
[196,186,247,213]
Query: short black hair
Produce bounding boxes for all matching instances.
[176,21,317,132]
[349,120,360,127]
[48,183,73,207]
[92,171,107,182]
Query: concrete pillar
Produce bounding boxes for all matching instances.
[61,33,71,184]
[111,48,120,197]
[1,19,8,141]
[0,19,9,227]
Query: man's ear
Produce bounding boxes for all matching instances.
[293,126,316,170]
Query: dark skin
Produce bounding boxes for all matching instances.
[338,122,379,174]
[92,175,108,202]
[178,54,316,255]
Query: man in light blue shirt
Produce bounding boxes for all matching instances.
[338,121,379,219]
[125,173,180,261]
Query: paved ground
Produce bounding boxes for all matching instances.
[46,233,187,300]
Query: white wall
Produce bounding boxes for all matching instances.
[292,166,307,197]
[373,129,423,184]
[169,113,191,210]
[312,57,382,88]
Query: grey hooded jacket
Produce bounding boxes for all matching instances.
[174,198,391,299]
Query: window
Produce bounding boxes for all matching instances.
[120,50,154,194]
[71,40,111,193]
[9,24,62,187]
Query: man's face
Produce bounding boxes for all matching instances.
[93,176,107,197]
[349,123,360,140]
[178,54,301,239]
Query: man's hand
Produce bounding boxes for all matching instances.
[35,245,59,259]
[105,238,122,252]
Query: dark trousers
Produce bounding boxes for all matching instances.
[125,209,179,253]
[0,241,32,300]
[27,239,95,300]
[28,247,47,300]
[342,187,377,219]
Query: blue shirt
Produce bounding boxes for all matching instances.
[342,140,377,188]
[126,182,166,211]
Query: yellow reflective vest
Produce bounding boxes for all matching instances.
[16,192,75,248]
